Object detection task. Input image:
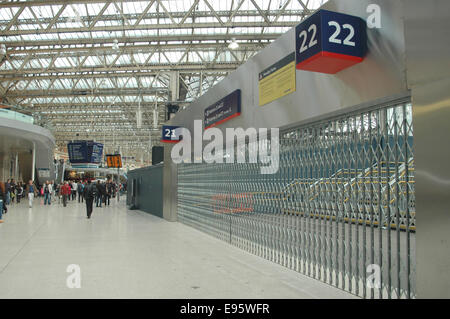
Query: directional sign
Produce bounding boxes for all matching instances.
[204,90,241,130]
[295,9,367,74]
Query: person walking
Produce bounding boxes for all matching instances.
[67,181,72,201]
[72,181,77,201]
[16,182,23,204]
[27,180,36,208]
[83,180,96,219]
[5,179,11,205]
[77,182,84,203]
[51,180,57,202]
[95,181,102,208]
[61,182,71,207]
[10,179,16,204]
[43,181,52,205]
[56,183,61,204]
[100,181,107,206]
[39,183,44,198]
[0,181,8,223]
[105,181,112,206]
[111,182,117,199]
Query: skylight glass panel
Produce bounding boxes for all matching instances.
[114,55,129,65]
[30,59,45,68]
[141,18,159,25]
[197,16,216,23]
[19,7,34,20]
[0,7,16,20]
[3,35,20,42]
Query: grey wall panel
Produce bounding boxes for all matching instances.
[413,77,450,298]
[404,0,450,87]
[404,0,450,298]
[128,164,164,218]
[163,144,178,222]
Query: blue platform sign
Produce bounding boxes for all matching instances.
[161,125,182,143]
[295,9,367,74]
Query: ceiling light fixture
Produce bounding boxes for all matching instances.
[67,6,82,23]
[112,39,120,50]
[228,38,239,50]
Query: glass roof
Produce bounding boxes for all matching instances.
[0,0,327,164]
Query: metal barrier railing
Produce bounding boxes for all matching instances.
[178,101,415,299]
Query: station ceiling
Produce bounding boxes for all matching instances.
[0,0,326,166]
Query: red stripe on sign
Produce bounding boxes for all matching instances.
[205,112,241,130]
[322,51,364,63]
[295,51,324,69]
[160,139,180,143]
[296,51,363,74]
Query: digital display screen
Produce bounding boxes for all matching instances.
[106,154,122,168]
[68,141,104,164]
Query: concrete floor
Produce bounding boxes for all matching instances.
[0,196,355,299]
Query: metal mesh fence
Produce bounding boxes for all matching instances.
[178,101,415,298]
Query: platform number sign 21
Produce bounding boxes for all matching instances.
[295,10,367,74]
[161,125,182,143]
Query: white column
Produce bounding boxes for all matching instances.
[31,142,36,182]
[15,152,19,180]
[170,71,179,102]
[199,71,203,96]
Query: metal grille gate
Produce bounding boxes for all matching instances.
[177,101,415,298]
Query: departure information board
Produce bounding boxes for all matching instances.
[106,154,122,168]
[68,142,89,163]
[90,142,104,163]
[68,141,103,164]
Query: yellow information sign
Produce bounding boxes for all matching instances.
[258,52,296,106]
[106,154,122,168]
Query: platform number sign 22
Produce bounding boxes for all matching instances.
[295,10,367,74]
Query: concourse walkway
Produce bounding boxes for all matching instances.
[0,196,355,299]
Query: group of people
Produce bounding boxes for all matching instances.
[1,179,31,205]
[59,180,117,204]
[0,178,121,223]
[0,179,40,223]
[94,180,117,208]
[58,180,85,206]
[60,179,119,219]
[1,179,58,207]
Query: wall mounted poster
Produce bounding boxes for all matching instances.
[258,52,296,106]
